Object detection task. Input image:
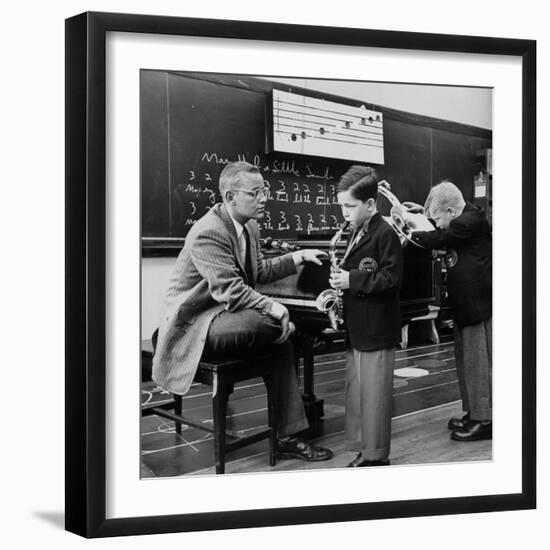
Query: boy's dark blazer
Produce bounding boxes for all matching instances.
[341,212,403,351]
[412,202,492,327]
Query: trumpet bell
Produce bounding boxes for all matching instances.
[378,184,432,248]
[390,204,407,231]
[403,211,435,232]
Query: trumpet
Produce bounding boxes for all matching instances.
[378,181,432,248]
[315,221,350,330]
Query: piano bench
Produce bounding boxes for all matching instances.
[142,341,282,475]
[401,305,440,349]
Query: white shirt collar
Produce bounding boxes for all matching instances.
[228,213,245,239]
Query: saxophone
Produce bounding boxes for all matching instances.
[315,221,350,330]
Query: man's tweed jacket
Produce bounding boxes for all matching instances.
[152,203,297,395]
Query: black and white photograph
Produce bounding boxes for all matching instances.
[3,0,548,545]
[140,72,493,477]
[60,14,536,537]
[21,3,539,544]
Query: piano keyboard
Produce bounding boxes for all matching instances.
[265,295,316,308]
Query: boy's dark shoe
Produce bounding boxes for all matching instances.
[448,413,471,430]
[347,454,390,467]
[451,421,492,442]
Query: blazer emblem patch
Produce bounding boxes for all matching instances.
[359,257,378,272]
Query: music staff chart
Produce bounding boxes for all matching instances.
[272,89,385,164]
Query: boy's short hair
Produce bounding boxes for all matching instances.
[219,161,261,195]
[425,180,466,214]
[337,165,379,202]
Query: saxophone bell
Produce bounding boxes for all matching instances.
[315,290,341,332]
[315,221,349,331]
[315,288,339,312]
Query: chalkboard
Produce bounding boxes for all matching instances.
[142,71,355,240]
[141,71,492,244]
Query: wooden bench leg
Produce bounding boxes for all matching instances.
[263,373,279,467]
[401,324,409,349]
[212,377,230,474]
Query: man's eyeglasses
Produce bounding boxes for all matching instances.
[233,186,269,201]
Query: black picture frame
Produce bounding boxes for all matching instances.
[65,11,536,538]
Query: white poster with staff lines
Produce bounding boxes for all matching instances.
[272,89,384,164]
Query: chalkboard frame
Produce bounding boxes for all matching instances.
[66,11,536,538]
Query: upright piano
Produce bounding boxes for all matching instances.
[256,236,437,424]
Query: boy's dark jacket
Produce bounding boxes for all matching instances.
[412,202,492,327]
[342,213,403,351]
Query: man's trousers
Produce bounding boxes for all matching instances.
[203,308,309,438]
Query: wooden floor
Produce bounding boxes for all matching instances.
[141,339,492,478]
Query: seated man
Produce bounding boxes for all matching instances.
[152,161,333,461]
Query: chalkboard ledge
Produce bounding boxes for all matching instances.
[141,237,347,257]
[142,238,185,257]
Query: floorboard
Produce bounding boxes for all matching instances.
[188,402,491,476]
[141,340,492,478]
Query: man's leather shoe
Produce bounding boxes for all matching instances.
[448,413,470,430]
[276,437,333,461]
[347,454,390,467]
[451,421,492,442]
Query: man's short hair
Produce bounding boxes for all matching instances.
[337,165,379,202]
[424,180,466,214]
[219,161,261,196]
